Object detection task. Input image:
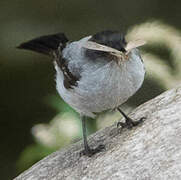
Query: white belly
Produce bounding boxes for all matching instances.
[55,49,145,117]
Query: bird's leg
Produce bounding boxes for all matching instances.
[80,115,105,157]
[117,107,145,129]
[82,115,91,153]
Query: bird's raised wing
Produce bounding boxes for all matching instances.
[83,41,122,54]
[83,41,124,59]
[83,39,146,59]
[125,39,146,53]
[83,39,146,54]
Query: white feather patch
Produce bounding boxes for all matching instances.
[125,39,146,53]
[82,39,146,59]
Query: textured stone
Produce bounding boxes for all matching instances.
[15,85,181,180]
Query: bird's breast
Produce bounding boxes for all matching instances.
[71,51,145,114]
[56,45,145,117]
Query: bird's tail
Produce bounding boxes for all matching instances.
[17,33,69,56]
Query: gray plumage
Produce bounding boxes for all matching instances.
[18,31,145,118]
[55,36,145,117]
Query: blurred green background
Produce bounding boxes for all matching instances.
[1,0,181,179]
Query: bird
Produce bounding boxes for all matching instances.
[18,30,146,156]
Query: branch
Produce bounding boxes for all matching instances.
[15,86,181,180]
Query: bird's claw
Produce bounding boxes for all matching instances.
[80,144,105,157]
[117,117,146,129]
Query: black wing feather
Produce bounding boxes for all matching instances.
[17,33,68,55]
[18,32,79,89]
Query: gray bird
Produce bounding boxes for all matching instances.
[18,30,146,156]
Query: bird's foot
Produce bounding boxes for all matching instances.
[80,144,105,157]
[117,117,146,129]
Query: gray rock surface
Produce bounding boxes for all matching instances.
[15,85,181,180]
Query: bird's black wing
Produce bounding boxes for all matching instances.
[53,49,81,89]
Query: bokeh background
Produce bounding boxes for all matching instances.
[1,0,181,179]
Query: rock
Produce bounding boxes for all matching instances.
[15,86,181,180]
